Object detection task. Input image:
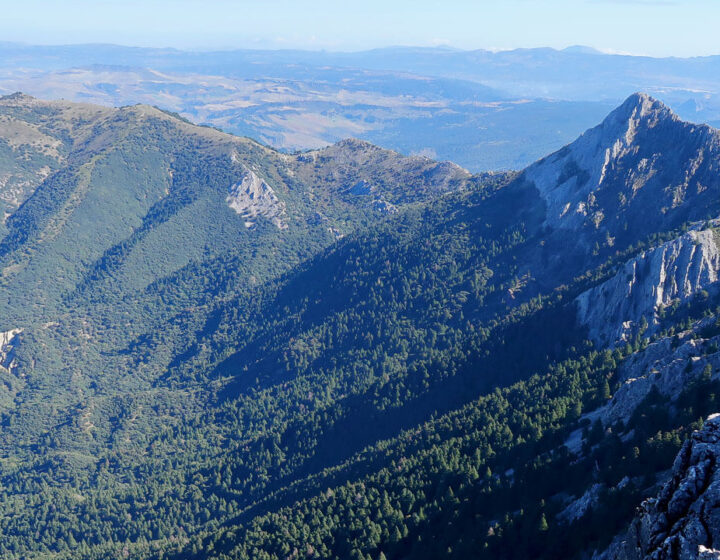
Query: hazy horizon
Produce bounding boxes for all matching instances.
[1,0,719,58]
[1,40,716,59]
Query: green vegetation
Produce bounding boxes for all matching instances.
[0,93,717,560]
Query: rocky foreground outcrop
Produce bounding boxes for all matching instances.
[601,414,720,560]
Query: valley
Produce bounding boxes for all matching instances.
[0,88,720,559]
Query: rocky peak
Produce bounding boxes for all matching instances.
[600,414,720,560]
[522,93,720,246]
[610,92,675,129]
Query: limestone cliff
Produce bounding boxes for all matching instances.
[524,93,720,238]
[0,328,21,372]
[579,316,720,434]
[576,227,720,347]
[226,166,288,230]
[600,414,720,560]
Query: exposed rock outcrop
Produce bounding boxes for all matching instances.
[558,483,604,524]
[600,414,720,560]
[0,328,21,372]
[601,335,720,429]
[576,227,720,347]
[563,312,720,436]
[524,93,720,236]
[226,166,287,229]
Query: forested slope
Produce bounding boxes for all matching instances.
[0,93,719,560]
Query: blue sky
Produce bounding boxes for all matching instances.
[0,0,717,57]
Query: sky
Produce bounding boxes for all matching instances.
[0,0,718,57]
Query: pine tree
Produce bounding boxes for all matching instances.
[601,379,611,400]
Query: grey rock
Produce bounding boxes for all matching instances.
[698,547,720,560]
[576,227,720,347]
[525,93,720,239]
[600,415,720,560]
[0,328,21,372]
[557,483,604,524]
[521,93,720,287]
[596,322,720,430]
[226,164,287,230]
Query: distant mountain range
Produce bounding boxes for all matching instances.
[3,43,720,172]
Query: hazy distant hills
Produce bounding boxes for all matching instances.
[14,42,720,171]
[5,42,720,103]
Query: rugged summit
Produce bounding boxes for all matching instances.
[527,93,720,233]
[601,414,720,560]
[521,93,720,276]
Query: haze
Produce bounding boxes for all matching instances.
[1,0,719,57]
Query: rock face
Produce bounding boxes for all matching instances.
[558,483,604,524]
[601,414,720,560]
[576,227,720,346]
[585,318,720,432]
[560,315,720,454]
[226,166,287,229]
[0,328,21,371]
[524,93,720,237]
[519,93,720,290]
[526,93,670,231]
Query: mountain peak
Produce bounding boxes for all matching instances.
[592,92,678,149]
[562,45,602,55]
[523,91,720,245]
[611,92,673,123]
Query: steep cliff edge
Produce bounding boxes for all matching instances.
[601,414,720,560]
[576,226,720,347]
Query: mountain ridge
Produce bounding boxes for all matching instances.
[0,92,719,560]
[509,93,720,293]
